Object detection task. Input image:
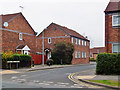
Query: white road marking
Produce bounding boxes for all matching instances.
[39,83,45,85]
[17,79,26,83]
[11,76,18,80]
[33,80,39,83]
[74,84,79,86]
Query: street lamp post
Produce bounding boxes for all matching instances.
[42,31,44,66]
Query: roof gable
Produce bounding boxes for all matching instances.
[90,47,105,54]
[1,12,37,35]
[105,1,120,13]
[37,23,89,41]
[16,45,30,50]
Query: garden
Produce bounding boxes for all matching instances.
[2,51,32,69]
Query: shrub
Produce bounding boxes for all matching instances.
[46,59,54,66]
[2,51,13,69]
[51,42,74,64]
[96,53,120,75]
[89,58,96,62]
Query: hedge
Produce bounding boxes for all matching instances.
[96,53,120,75]
[2,53,32,69]
[19,54,32,67]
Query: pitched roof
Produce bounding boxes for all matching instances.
[1,12,36,35]
[1,12,20,24]
[16,45,25,49]
[105,1,120,13]
[39,23,89,41]
[90,47,105,54]
[16,45,30,50]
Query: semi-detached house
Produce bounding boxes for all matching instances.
[0,12,90,64]
[105,1,120,53]
[0,12,37,55]
[36,23,90,64]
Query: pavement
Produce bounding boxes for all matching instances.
[71,69,120,89]
[1,62,94,74]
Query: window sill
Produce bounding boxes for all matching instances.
[112,26,120,28]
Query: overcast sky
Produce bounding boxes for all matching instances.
[0,0,110,48]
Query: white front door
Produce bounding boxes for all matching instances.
[24,50,29,55]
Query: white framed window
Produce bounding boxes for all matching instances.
[85,41,86,46]
[82,52,84,58]
[82,40,84,46]
[75,38,77,45]
[88,42,89,46]
[19,33,23,40]
[112,15,120,26]
[71,37,73,43]
[79,51,81,58]
[85,52,86,58]
[79,39,81,45]
[48,38,51,44]
[112,43,120,53]
[75,51,77,58]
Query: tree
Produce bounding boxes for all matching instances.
[51,42,74,64]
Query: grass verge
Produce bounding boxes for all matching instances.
[89,80,120,87]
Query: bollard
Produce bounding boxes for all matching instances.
[32,59,34,67]
[48,62,50,66]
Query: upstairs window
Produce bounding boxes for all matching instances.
[19,33,23,40]
[85,41,86,46]
[112,15,120,26]
[79,39,81,45]
[48,38,51,44]
[112,43,120,53]
[82,40,84,46]
[71,37,73,43]
[54,27,56,30]
[75,38,77,45]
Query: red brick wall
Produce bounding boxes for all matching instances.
[36,24,70,53]
[2,14,36,54]
[37,24,90,64]
[71,37,89,64]
[105,14,120,53]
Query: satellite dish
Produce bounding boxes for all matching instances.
[3,22,8,27]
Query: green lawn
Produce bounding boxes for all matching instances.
[89,80,120,87]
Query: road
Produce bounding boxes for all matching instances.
[2,64,96,88]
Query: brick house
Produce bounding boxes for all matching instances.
[36,23,90,64]
[90,47,105,60]
[105,1,120,53]
[0,12,37,55]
